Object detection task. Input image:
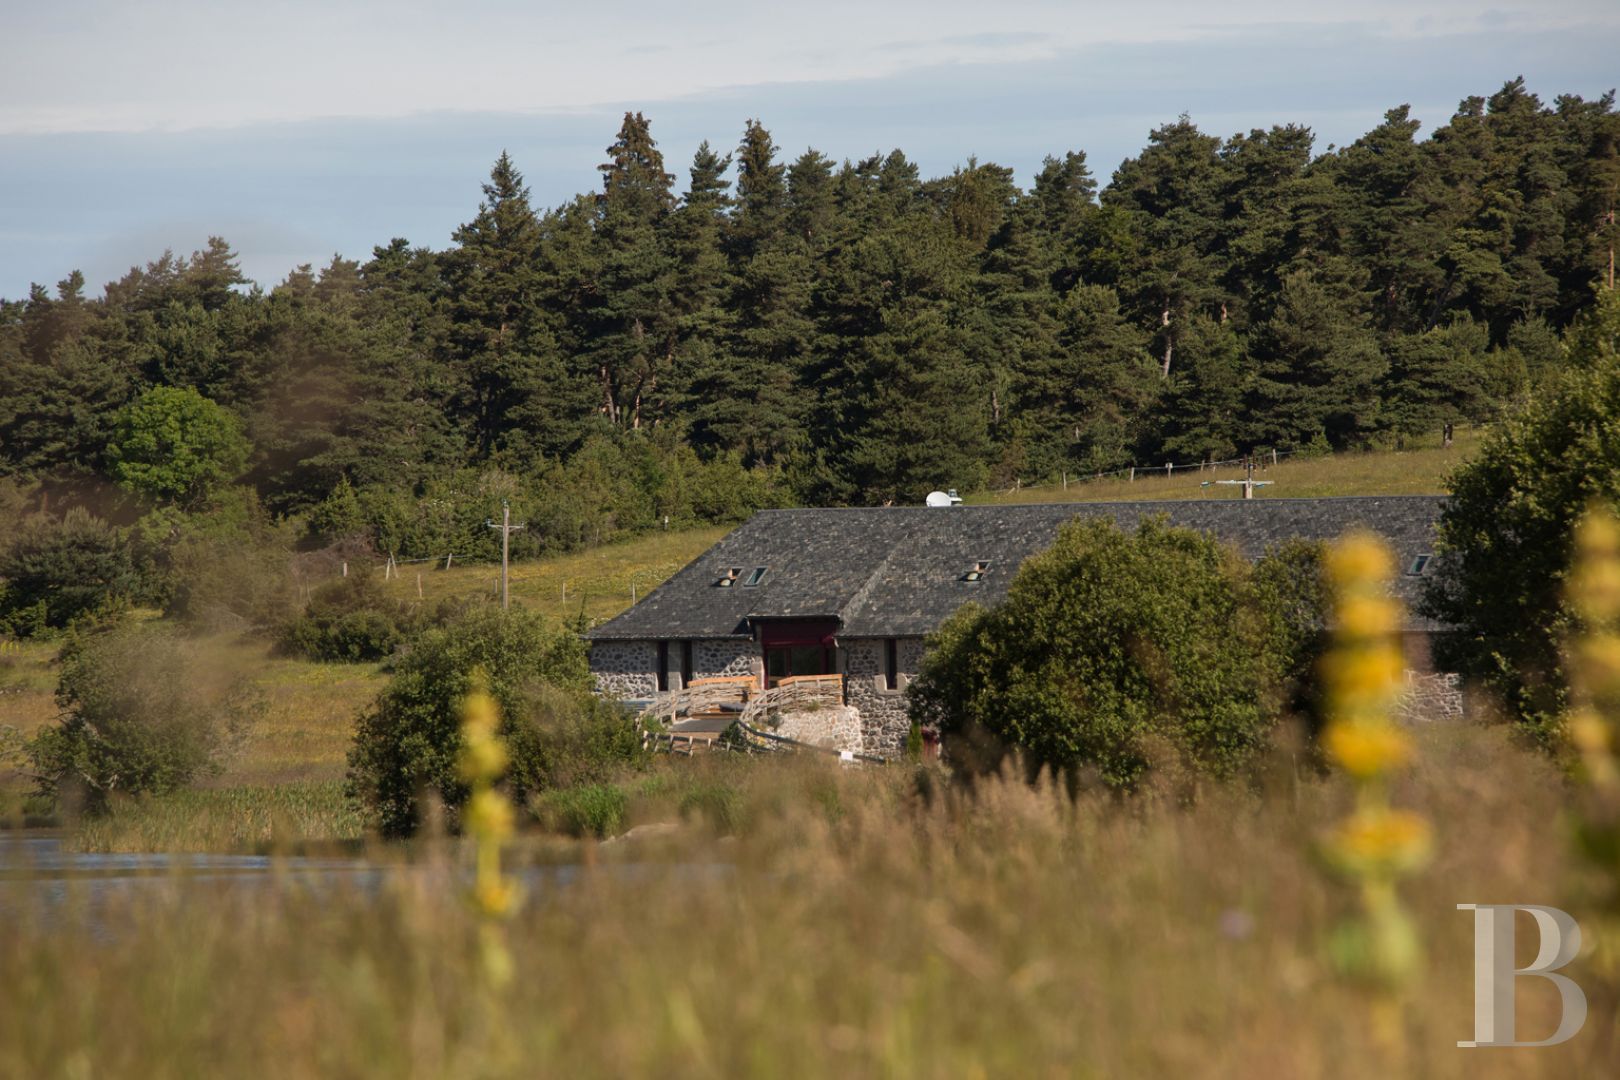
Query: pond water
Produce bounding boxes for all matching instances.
[0,832,724,937]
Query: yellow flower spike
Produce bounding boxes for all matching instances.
[1337,596,1402,642]
[465,788,515,841]
[1573,510,1620,626]
[1325,808,1433,876]
[459,736,510,785]
[1575,636,1620,701]
[1322,646,1404,707]
[474,876,519,919]
[1319,531,1430,990]
[1569,708,1612,756]
[1324,718,1413,779]
[1326,532,1396,591]
[461,688,500,738]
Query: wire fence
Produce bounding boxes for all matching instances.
[998,446,1309,497]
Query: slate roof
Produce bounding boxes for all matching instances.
[585,496,1450,641]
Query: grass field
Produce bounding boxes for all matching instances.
[973,427,1480,506]
[378,525,731,625]
[4,722,1615,1077]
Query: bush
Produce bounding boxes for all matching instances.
[27,618,255,811]
[282,572,417,662]
[0,508,138,637]
[1425,290,1620,741]
[346,605,642,836]
[909,517,1315,790]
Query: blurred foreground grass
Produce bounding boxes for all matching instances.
[1,721,1610,1078]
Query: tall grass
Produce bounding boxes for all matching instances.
[69,780,365,852]
[0,725,1606,1077]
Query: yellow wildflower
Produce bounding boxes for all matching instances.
[465,787,515,841]
[1569,707,1611,756]
[1322,645,1404,708]
[1326,532,1395,591]
[1572,511,1620,625]
[1323,718,1412,779]
[1337,595,1401,641]
[1324,808,1433,877]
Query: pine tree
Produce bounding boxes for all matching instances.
[443,152,559,460]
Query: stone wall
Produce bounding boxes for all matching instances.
[843,637,928,757]
[693,640,760,682]
[773,705,863,753]
[1396,671,1465,722]
[589,640,659,700]
[589,638,762,700]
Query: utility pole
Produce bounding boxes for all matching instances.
[486,500,526,610]
[1216,457,1274,500]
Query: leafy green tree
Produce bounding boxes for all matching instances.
[1425,287,1620,740]
[909,517,1316,788]
[346,605,635,836]
[107,385,250,504]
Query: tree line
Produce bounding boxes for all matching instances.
[2,77,1618,556]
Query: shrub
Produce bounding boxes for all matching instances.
[0,508,138,637]
[27,618,255,811]
[1424,289,1620,742]
[909,517,1311,790]
[535,783,629,839]
[346,605,641,836]
[133,491,299,631]
[282,572,417,662]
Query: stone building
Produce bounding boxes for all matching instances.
[586,497,1451,758]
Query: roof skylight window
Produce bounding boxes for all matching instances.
[716,567,742,587]
[962,560,990,583]
[1407,554,1432,576]
[742,566,768,587]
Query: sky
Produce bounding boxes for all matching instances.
[2,0,1618,300]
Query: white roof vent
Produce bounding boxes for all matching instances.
[925,490,963,508]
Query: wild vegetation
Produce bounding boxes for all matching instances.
[3,731,1616,1078]
[1425,288,1620,741]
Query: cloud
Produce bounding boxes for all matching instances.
[2,1,1615,135]
[1,15,1616,298]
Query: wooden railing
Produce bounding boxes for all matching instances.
[638,675,754,725]
[738,674,844,730]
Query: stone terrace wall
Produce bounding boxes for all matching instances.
[843,637,927,757]
[774,705,863,753]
